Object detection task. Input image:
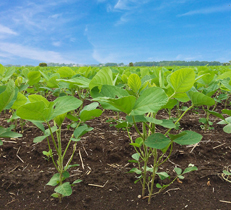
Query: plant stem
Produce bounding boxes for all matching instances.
[46,137,59,171]
[165,105,194,136]
[148,148,158,204]
[46,122,58,153]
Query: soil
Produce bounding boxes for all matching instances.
[1,102,231,210]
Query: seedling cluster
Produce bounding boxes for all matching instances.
[1,63,231,204]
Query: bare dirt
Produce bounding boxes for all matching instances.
[1,103,231,210]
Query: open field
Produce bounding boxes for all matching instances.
[1,65,231,209]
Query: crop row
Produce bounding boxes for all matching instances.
[1,64,231,204]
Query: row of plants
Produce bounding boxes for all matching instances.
[1,63,231,204]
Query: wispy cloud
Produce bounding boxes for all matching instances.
[52,41,61,47]
[178,4,231,16]
[176,54,202,61]
[92,49,118,63]
[0,42,74,63]
[0,24,18,35]
[114,0,149,10]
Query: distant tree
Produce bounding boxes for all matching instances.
[105,63,118,66]
[129,62,134,67]
[39,62,47,67]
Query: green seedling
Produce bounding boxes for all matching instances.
[0,79,22,145]
[199,118,214,130]
[93,68,214,204]
[16,94,102,202]
[43,149,53,161]
[222,167,231,183]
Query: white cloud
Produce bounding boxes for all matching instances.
[92,49,118,63]
[114,0,149,10]
[0,42,74,63]
[52,41,61,47]
[176,54,202,61]
[49,13,62,19]
[178,4,231,16]
[0,24,18,35]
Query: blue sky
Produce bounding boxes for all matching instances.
[0,0,231,65]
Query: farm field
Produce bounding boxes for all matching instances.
[1,64,231,209]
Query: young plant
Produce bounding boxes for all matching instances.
[0,80,22,145]
[43,149,53,161]
[93,68,214,204]
[16,94,102,202]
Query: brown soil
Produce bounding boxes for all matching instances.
[1,103,231,210]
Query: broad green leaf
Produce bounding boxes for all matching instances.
[46,173,60,186]
[51,193,59,198]
[206,110,225,120]
[156,183,162,188]
[91,85,129,98]
[54,113,66,127]
[30,121,45,132]
[145,133,171,149]
[39,70,49,81]
[158,119,176,129]
[4,87,19,110]
[199,118,207,124]
[2,66,15,81]
[72,179,82,184]
[161,99,178,109]
[80,106,103,122]
[170,68,195,93]
[64,164,80,170]
[11,92,28,109]
[128,168,142,174]
[0,126,22,138]
[89,68,113,90]
[182,166,198,174]
[66,113,79,122]
[173,130,202,145]
[28,71,41,86]
[54,182,72,197]
[47,75,60,88]
[22,68,29,78]
[168,132,186,141]
[188,91,215,106]
[57,77,91,88]
[156,172,170,180]
[174,167,182,175]
[74,124,93,138]
[29,94,50,107]
[132,153,140,161]
[0,80,15,112]
[218,117,231,124]
[223,124,231,133]
[128,74,141,93]
[174,93,190,102]
[50,96,82,120]
[101,96,136,114]
[57,66,75,78]
[47,171,70,187]
[222,109,231,116]
[217,71,231,80]
[16,101,51,121]
[0,64,4,75]
[131,87,168,115]
[130,137,143,148]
